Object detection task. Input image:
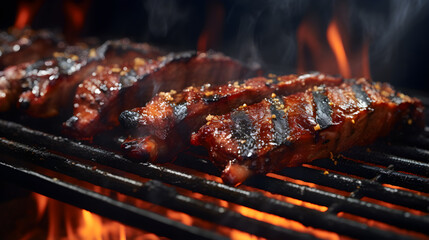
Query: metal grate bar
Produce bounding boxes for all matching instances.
[245,174,429,234]
[343,150,429,177]
[0,138,316,240]
[176,154,429,226]
[311,158,429,193]
[0,159,226,240]
[0,119,413,240]
[279,166,429,212]
[366,144,429,164]
[175,155,429,213]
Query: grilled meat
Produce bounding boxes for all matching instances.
[0,29,61,69]
[120,73,342,163]
[17,40,161,118]
[63,51,251,139]
[0,62,30,112]
[191,78,424,185]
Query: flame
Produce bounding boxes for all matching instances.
[232,205,343,240]
[297,11,371,79]
[63,0,92,42]
[197,1,225,51]
[327,20,351,78]
[188,188,341,240]
[165,210,194,226]
[33,192,48,220]
[14,0,44,29]
[29,192,163,240]
[297,16,326,74]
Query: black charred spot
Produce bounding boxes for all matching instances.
[268,98,290,146]
[202,94,226,103]
[64,116,78,128]
[57,57,78,75]
[352,84,371,108]
[313,87,333,130]
[21,77,34,91]
[25,60,45,73]
[119,110,140,129]
[19,98,30,109]
[231,110,257,159]
[173,103,188,122]
[119,69,137,88]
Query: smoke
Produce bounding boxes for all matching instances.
[143,0,191,38]
[347,0,429,88]
[349,0,429,62]
[222,0,331,74]
[221,0,429,89]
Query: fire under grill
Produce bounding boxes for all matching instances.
[0,96,429,240]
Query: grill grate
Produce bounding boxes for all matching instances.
[0,102,429,239]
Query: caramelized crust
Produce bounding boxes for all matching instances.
[0,62,29,112]
[16,40,161,118]
[0,29,61,69]
[64,51,251,139]
[120,73,342,163]
[191,78,424,185]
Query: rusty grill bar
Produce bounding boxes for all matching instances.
[0,106,429,239]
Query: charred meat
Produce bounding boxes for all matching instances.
[0,29,62,69]
[17,40,161,118]
[191,78,424,185]
[63,51,251,139]
[120,73,342,162]
[0,62,30,112]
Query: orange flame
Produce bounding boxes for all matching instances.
[33,192,48,220]
[63,0,92,42]
[30,192,163,240]
[327,20,351,78]
[197,0,225,52]
[297,10,371,79]
[14,0,44,29]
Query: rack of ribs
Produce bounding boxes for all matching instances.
[120,73,342,163]
[15,39,161,118]
[0,29,62,69]
[63,51,253,139]
[191,78,424,185]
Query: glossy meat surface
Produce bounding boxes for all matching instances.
[120,73,342,162]
[64,51,250,139]
[191,78,424,185]
[17,40,161,118]
[0,29,61,69]
[0,62,30,112]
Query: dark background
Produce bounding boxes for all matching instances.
[1,0,429,92]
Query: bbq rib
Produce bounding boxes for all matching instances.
[16,39,161,118]
[120,73,342,163]
[191,78,424,185]
[0,62,29,112]
[0,29,61,69]
[63,51,251,139]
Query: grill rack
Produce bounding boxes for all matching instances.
[0,110,429,239]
